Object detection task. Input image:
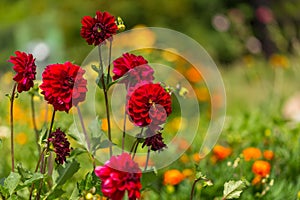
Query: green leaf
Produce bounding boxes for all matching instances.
[141,171,159,193]
[68,123,88,150]
[88,117,103,139]
[70,186,80,200]
[23,173,44,186]
[0,184,9,198]
[223,180,247,199]
[96,74,112,89]
[54,159,80,187]
[46,188,65,199]
[91,64,99,73]
[4,172,21,195]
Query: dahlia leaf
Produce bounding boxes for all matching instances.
[223,180,246,199]
[54,159,80,187]
[88,117,103,139]
[46,188,65,199]
[91,64,100,73]
[4,172,21,195]
[68,123,88,150]
[96,74,112,89]
[23,173,44,186]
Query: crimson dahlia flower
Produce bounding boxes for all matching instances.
[48,128,71,164]
[127,83,172,127]
[40,62,87,113]
[95,153,142,200]
[142,128,166,152]
[8,51,37,93]
[81,11,118,46]
[112,53,154,87]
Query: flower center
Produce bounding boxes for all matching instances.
[67,77,74,87]
[93,23,103,33]
[149,99,156,109]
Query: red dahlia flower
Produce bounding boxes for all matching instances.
[95,153,142,200]
[40,62,87,113]
[112,53,154,87]
[81,11,118,46]
[48,128,71,164]
[142,128,166,152]
[127,83,172,127]
[8,51,37,93]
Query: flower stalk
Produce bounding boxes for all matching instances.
[98,45,113,157]
[9,83,17,172]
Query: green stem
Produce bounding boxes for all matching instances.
[190,178,201,200]
[144,147,150,171]
[76,106,90,151]
[31,94,40,155]
[76,106,95,168]
[36,110,56,199]
[98,45,113,157]
[106,39,113,86]
[122,111,127,153]
[10,83,17,172]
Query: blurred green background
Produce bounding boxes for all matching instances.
[1,0,300,71]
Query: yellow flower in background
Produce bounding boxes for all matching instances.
[102,118,108,131]
[243,55,254,67]
[269,54,289,68]
[15,132,27,145]
[179,154,190,164]
[163,169,185,186]
[162,48,179,62]
[242,147,262,161]
[195,87,210,102]
[182,169,194,178]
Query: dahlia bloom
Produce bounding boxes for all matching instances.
[127,83,172,127]
[48,128,71,164]
[95,153,142,200]
[242,147,262,161]
[252,160,271,177]
[163,169,185,186]
[81,11,118,46]
[8,51,37,93]
[40,62,87,113]
[142,128,166,152]
[112,53,154,87]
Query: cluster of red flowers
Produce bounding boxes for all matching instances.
[79,10,173,199]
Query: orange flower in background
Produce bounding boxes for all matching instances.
[263,150,274,160]
[185,67,202,83]
[163,169,185,186]
[269,54,289,68]
[252,160,271,177]
[252,175,262,185]
[192,153,202,162]
[213,145,232,161]
[242,147,262,161]
[15,132,28,145]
